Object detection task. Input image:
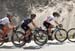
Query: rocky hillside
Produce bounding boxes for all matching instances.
[0,0,31,18]
[0,0,75,29]
[31,0,75,30]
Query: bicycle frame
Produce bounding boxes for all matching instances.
[53,26,62,33]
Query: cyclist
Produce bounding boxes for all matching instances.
[0,12,15,41]
[21,14,37,42]
[43,12,61,40]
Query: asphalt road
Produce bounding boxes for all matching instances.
[0,40,75,51]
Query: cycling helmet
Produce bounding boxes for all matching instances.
[53,12,60,17]
[7,12,13,17]
[31,14,36,19]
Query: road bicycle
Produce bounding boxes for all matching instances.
[67,28,75,42]
[41,24,68,42]
[12,27,48,47]
[0,25,25,47]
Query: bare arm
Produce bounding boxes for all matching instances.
[7,20,15,30]
[55,20,59,25]
[31,21,37,28]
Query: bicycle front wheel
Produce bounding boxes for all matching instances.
[68,28,75,42]
[0,29,5,46]
[0,33,4,46]
[11,31,25,47]
[34,30,48,46]
[55,29,67,42]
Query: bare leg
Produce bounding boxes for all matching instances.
[48,26,52,36]
[2,26,9,37]
[25,29,31,38]
[47,26,54,40]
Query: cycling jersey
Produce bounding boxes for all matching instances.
[44,15,55,23]
[0,17,10,25]
[21,17,32,31]
[23,17,32,25]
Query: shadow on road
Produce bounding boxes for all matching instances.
[0,45,16,49]
[47,42,64,46]
[23,46,42,49]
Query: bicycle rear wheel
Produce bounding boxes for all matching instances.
[11,31,25,47]
[68,28,75,42]
[34,30,48,46]
[55,29,67,42]
[0,33,4,46]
